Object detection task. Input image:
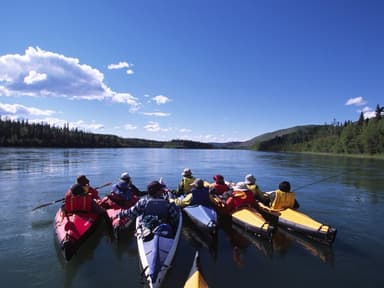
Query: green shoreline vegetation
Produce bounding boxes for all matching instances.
[1,104,383,158]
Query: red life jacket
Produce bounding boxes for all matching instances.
[225,190,255,212]
[211,183,229,195]
[64,190,92,213]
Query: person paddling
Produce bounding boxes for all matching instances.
[171,178,214,208]
[103,172,141,206]
[63,175,108,218]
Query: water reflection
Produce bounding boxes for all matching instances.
[182,216,218,261]
[273,228,334,264]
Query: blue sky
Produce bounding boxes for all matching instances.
[0,0,383,142]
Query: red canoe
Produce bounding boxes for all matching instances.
[54,207,101,261]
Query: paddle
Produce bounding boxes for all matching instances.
[32,182,112,211]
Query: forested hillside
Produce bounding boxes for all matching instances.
[253,105,384,155]
[1,103,383,156]
[0,118,213,149]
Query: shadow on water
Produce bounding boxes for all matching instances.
[181,216,219,261]
[219,214,273,267]
[54,222,107,288]
[272,228,335,264]
[31,219,53,229]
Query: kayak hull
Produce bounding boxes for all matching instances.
[54,207,101,261]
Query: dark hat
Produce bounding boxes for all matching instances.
[147,181,164,195]
[77,175,89,186]
[213,174,224,183]
[190,178,204,188]
[71,183,84,195]
[279,181,291,192]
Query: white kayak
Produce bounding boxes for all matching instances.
[136,209,183,288]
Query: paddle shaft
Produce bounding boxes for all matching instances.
[31,182,112,211]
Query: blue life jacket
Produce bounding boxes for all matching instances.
[190,187,211,207]
[143,198,169,221]
[112,181,132,200]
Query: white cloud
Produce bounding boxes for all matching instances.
[144,121,169,132]
[0,47,139,109]
[107,61,130,70]
[126,69,134,75]
[152,95,170,105]
[0,102,55,116]
[124,123,137,130]
[179,128,191,133]
[345,96,366,106]
[24,117,104,132]
[359,106,376,119]
[111,92,140,111]
[142,111,170,117]
[24,70,47,85]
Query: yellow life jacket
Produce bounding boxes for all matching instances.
[246,184,261,197]
[181,177,195,194]
[271,189,296,210]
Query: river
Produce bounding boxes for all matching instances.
[0,148,383,288]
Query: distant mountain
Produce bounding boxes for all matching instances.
[213,125,321,149]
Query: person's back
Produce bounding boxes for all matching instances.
[64,183,93,213]
[119,180,179,228]
[210,174,230,196]
[244,174,270,205]
[225,182,255,212]
[270,181,299,210]
[110,172,140,202]
[176,168,196,196]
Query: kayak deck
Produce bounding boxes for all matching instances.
[184,251,208,288]
[257,203,337,245]
[231,207,274,239]
[54,207,101,261]
[136,210,183,288]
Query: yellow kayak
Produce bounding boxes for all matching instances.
[231,207,274,239]
[184,251,208,288]
[256,203,337,245]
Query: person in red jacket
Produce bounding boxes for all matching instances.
[209,174,230,196]
[64,175,106,216]
[76,175,101,203]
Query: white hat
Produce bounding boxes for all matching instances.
[233,181,248,191]
[120,172,131,181]
[182,168,192,177]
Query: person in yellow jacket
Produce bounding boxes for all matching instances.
[175,168,196,196]
[268,181,300,210]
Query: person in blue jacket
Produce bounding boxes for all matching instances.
[118,180,179,229]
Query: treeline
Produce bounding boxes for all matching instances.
[255,105,384,155]
[0,118,213,149]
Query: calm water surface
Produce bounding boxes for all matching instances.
[0,148,383,288]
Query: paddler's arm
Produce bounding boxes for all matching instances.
[170,193,193,207]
